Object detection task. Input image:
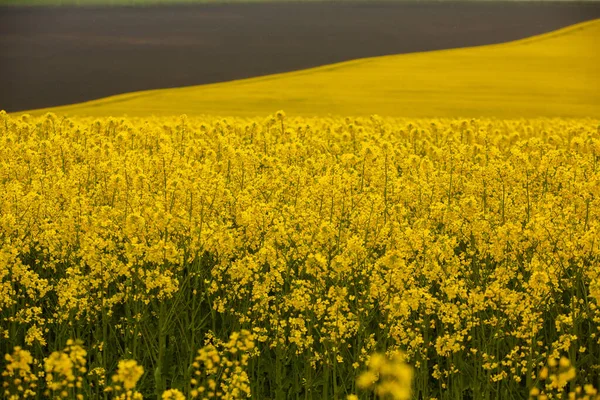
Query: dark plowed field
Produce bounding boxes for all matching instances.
[1,2,599,112]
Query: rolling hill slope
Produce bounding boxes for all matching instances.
[24,18,600,118]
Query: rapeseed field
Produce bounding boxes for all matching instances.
[28,19,600,119]
[2,110,600,399]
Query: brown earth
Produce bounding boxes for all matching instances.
[1,1,599,112]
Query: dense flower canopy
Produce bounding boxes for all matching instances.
[1,110,600,399]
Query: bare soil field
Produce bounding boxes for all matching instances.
[1,1,599,112]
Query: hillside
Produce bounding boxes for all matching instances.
[23,19,600,118]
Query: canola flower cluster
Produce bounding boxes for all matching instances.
[189,329,256,399]
[1,110,600,399]
[354,351,413,400]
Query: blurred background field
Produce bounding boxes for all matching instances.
[2,0,599,115]
[24,19,600,118]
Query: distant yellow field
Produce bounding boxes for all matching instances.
[23,18,600,118]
